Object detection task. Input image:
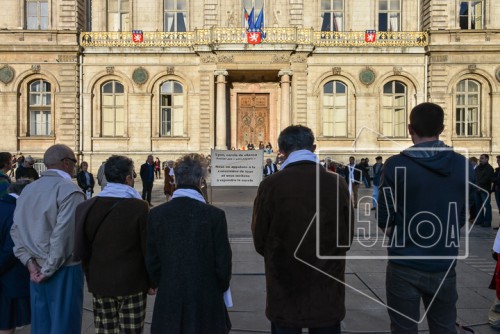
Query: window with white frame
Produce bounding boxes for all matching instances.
[381,81,407,137]
[160,81,184,136]
[321,0,344,31]
[243,0,264,28]
[323,81,347,137]
[456,79,480,136]
[29,80,51,136]
[101,81,125,137]
[26,0,49,30]
[459,0,483,29]
[379,0,400,32]
[107,0,130,31]
[164,0,187,32]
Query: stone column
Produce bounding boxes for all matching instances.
[215,70,228,149]
[278,70,293,131]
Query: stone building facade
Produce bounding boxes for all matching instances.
[1,0,499,171]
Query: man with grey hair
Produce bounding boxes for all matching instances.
[252,125,353,333]
[10,144,85,333]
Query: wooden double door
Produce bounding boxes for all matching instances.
[237,93,269,149]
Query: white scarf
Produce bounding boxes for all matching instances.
[171,188,206,203]
[279,149,319,170]
[97,182,142,199]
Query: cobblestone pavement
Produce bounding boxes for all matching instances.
[16,178,500,333]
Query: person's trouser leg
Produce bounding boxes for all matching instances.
[31,265,83,334]
[421,269,458,334]
[484,192,492,226]
[372,185,379,208]
[386,263,421,334]
[476,191,485,225]
[30,281,51,334]
[146,182,153,203]
[352,184,359,208]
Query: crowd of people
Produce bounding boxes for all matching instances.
[0,101,499,333]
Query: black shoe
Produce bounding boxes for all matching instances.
[371,207,376,211]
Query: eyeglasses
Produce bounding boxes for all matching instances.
[61,157,77,164]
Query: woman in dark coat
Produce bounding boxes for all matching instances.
[146,154,232,334]
[76,161,95,198]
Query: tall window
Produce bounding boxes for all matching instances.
[456,79,480,136]
[323,81,347,137]
[379,0,400,31]
[243,0,264,28]
[26,0,48,30]
[160,81,184,136]
[382,81,407,137]
[459,1,483,29]
[164,0,187,32]
[102,81,125,137]
[107,0,130,31]
[29,80,51,136]
[321,0,344,31]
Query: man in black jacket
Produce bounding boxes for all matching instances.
[475,154,494,227]
[140,155,155,206]
[378,102,474,333]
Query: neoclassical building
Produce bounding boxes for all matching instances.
[1,0,499,171]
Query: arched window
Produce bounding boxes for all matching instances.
[321,0,344,31]
[160,81,184,136]
[322,80,347,137]
[26,0,49,30]
[382,81,407,137]
[107,0,130,31]
[29,80,51,136]
[164,0,187,32]
[456,79,480,136]
[101,81,125,136]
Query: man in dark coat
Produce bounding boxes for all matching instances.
[140,155,155,206]
[15,156,39,181]
[475,153,494,227]
[252,125,354,333]
[74,155,153,333]
[146,154,232,334]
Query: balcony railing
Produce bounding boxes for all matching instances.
[80,28,428,48]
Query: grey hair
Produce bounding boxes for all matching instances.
[43,144,74,168]
[174,154,207,187]
[8,179,32,195]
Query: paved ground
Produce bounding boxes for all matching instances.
[15,177,500,333]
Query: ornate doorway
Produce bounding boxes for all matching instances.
[237,93,270,149]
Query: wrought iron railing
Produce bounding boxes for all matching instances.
[80,28,428,48]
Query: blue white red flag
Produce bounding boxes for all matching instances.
[132,30,143,43]
[246,7,265,44]
[365,30,376,43]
